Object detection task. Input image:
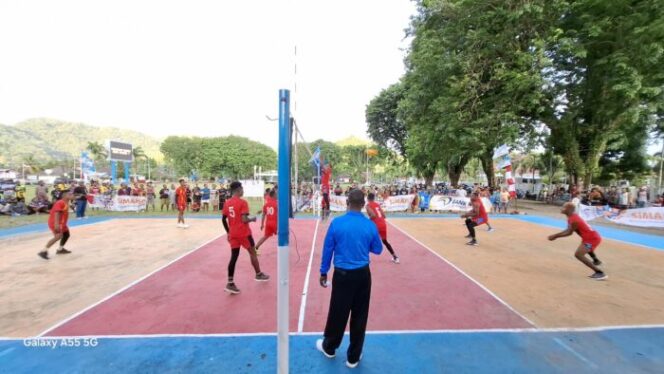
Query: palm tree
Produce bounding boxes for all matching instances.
[86,141,108,162]
[132,147,147,180]
[519,152,540,193]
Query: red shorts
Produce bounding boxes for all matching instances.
[264,225,277,237]
[376,225,387,240]
[49,225,69,235]
[229,236,254,250]
[177,204,186,212]
[582,237,602,252]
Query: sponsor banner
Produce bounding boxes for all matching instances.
[383,194,416,212]
[429,196,493,213]
[328,194,416,212]
[108,141,133,162]
[89,194,111,209]
[111,196,147,212]
[578,204,610,222]
[604,207,664,228]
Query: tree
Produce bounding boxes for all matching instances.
[86,141,108,163]
[366,81,408,156]
[131,146,147,179]
[546,0,664,188]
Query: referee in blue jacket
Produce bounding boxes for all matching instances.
[316,189,383,369]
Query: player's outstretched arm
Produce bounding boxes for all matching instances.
[548,223,575,241]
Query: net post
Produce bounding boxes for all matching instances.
[277,89,291,374]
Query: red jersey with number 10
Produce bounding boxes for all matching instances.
[263,198,278,228]
[223,196,252,238]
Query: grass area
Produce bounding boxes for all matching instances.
[0,197,266,230]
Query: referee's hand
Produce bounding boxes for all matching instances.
[319,275,328,288]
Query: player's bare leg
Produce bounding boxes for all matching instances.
[39,233,63,259]
[574,244,606,280]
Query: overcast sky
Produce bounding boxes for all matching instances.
[0,0,415,149]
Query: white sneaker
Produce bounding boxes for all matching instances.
[177,223,184,228]
[487,228,495,232]
[346,354,363,369]
[391,256,400,264]
[316,339,335,358]
[182,224,190,229]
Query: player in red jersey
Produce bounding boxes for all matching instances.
[222,181,270,294]
[254,189,278,255]
[320,158,332,220]
[366,193,399,263]
[38,189,74,260]
[461,192,490,246]
[175,179,189,228]
[548,202,607,280]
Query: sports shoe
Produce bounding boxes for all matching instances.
[487,228,495,232]
[465,240,478,246]
[182,224,190,229]
[346,354,363,369]
[593,259,602,266]
[56,248,72,254]
[255,272,270,282]
[589,272,607,281]
[391,256,400,264]
[38,251,49,260]
[224,283,240,294]
[316,339,335,358]
[177,223,183,228]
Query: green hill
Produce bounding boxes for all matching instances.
[0,118,163,167]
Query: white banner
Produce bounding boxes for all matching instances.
[110,196,147,212]
[578,204,610,222]
[604,207,664,228]
[328,194,416,212]
[429,196,493,213]
[239,180,265,198]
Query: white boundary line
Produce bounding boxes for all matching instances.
[36,233,226,337]
[297,219,320,333]
[388,220,537,327]
[4,323,664,341]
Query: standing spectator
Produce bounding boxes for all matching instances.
[316,190,383,368]
[169,183,177,210]
[637,187,648,208]
[418,189,430,213]
[210,183,219,211]
[619,188,630,208]
[146,182,156,211]
[192,185,202,212]
[73,181,88,219]
[175,179,189,228]
[500,188,510,214]
[15,181,26,203]
[201,183,211,212]
[218,184,229,211]
[334,184,343,196]
[118,183,131,196]
[159,184,170,212]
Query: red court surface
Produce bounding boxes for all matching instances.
[45,219,530,337]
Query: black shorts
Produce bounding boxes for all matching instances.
[322,193,330,210]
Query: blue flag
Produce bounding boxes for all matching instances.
[309,146,321,170]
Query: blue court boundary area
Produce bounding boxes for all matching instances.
[2,214,662,251]
[1,328,662,373]
[386,213,664,251]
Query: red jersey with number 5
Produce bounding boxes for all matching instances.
[223,196,252,238]
[366,201,386,228]
[263,198,278,228]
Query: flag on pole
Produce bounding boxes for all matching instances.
[505,164,517,198]
[309,146,321,170]
[493,144,510,159]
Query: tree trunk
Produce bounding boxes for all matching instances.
[447,155,469,187]
[424,173,435,187]
[479,152,496,188]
